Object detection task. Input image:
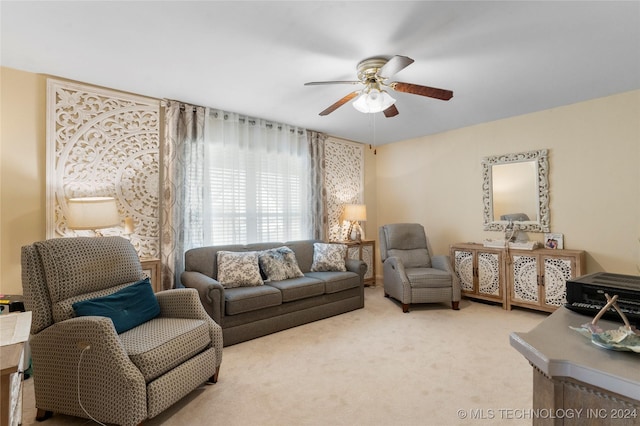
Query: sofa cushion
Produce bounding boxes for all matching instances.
[217,251,264,288]
[72,278,160,334]
[225,285,282,315]
[266,276,325,302]
[120,317,211,382]
[310,243,347,272]
[305,271,360,294]
[258,246,304,281]
[406,267,452,288]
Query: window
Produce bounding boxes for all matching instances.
[185,111,310,247]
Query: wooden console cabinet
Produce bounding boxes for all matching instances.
[450,243,585,312]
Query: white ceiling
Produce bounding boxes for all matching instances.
[2,1,639,145]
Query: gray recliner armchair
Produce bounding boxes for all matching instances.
[379,223,460,312]
[22,236,223,426]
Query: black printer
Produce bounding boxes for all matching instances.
[565,272,640,327]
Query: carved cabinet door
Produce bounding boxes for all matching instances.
[508,249,585,312]
[452,248,475,293]
[451,244,505,308]
[477,251,502,298]
[510,253,541,306]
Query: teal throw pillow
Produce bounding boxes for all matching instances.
[72,278,160,334]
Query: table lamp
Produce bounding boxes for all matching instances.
[67,197,120,236]
[343,204,367,241]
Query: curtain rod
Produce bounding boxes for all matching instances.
[162,99,306,135]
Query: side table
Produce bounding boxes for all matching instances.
[140,258,162,292]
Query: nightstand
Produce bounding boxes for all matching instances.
[344,240,376,286]
[140,258,161,292]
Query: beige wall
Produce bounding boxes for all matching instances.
[1,67,47,295]
[2,66,638,295]
[375,90,640,276]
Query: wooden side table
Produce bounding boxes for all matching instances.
[344,240,376,286]
[140,258,162,292]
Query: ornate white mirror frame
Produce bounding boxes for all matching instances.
[482,149,550,232]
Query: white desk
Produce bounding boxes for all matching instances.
[0,312,31,426]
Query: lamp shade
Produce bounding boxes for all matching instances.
[67,197,120,230]
[352,89,395,113]
[343,204,367,222]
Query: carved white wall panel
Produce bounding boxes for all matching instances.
[324,138,364,242]
[46,79,160,258]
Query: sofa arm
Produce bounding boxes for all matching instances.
[431,255,461,301]
[30,316,147,424]
[345,258,367,282]
[181,271,225,325]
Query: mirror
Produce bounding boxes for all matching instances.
[482,149,549,232]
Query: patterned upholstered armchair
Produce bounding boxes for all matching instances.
[379,223,461,312]
[21,237,223,426]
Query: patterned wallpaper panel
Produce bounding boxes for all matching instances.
[46,79,160,258]
[324,137,364,242]
[45,80,362,258]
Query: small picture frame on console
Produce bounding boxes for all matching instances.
[544,233,564,249]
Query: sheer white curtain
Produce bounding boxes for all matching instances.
[184,109,312,247]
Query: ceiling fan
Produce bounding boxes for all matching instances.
[305,55,453,118]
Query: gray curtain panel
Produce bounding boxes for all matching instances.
[161,100,205,289]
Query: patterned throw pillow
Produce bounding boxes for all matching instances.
[216,251,264,288]
[258,246,304,282]
[310,242,347,272]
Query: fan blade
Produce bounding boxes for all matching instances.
[304,81,360,86]
[383,104,399,118]
[319,92,359,116]
[378,55,414,79]
[389,82,453,100]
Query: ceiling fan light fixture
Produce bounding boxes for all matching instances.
[352,88,396,113]
[352,91,369,113]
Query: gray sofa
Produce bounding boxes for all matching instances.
[181,239,366,346]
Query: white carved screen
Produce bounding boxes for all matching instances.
[324,137,364,242]
[46,79,160,258]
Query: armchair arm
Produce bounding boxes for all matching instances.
[180,271,225,325]
[156,287,213,320]
[156,288,223,368]
[382,256,411,303]
[30,317,147,424]
[431,255,461,301]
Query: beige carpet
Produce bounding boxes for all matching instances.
[21,286,546,426]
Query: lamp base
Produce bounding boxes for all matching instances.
[348,222,363,242]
